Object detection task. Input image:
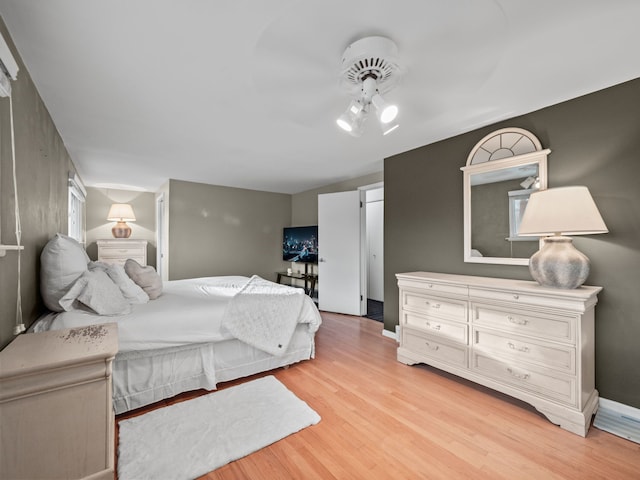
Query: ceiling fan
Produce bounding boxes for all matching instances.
[336,36,403,137]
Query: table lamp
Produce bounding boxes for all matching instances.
[517,186,608,289]
[107,203,136,238]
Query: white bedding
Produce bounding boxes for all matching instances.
[35,275,321,353]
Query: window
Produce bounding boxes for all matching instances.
[68,173,86,244]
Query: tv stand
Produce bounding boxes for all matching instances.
[276,266,317,298]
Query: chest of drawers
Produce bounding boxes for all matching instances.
[97,238,147,266]
[397,271,601,436]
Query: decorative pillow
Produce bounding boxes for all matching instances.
[89,261,149,304]
[124,259,163,300]
[40,233,90,312]
[59,270,131,315]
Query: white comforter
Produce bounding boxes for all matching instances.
[35,276,322,353]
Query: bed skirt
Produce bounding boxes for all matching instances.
[112,325,315,414]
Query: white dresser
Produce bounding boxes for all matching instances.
[97,238,147,266]
[396,271,602,436]
[0,323,118,479]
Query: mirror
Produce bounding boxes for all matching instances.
[461,128,549,265]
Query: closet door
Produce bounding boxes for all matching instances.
[318,191,365,315]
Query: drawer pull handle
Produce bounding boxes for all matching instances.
[507,342,529,353]
[513,294,520,300]
[425,301,441,309]
[507,316,528,326]
[507,368,530,380]
[428,284,433,288]
[425,322,441,331]
[424,342,439,351]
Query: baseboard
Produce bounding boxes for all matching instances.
[593,397,640,444]
[382,328,397,342]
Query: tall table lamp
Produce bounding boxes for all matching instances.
[107,203,136,238]
[517,186,608,289]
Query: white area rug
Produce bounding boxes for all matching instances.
[118,375,320,480]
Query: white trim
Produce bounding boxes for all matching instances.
[68,172,87,199]
[358,181,384,191]
[594,398,640,444]
[382,328,397,341]
[68,172,86,244]
[0,31,19,80]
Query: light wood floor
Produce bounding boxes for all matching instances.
[116,312,640,479]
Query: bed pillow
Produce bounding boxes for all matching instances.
[89,261,150,304]
[40,233,90,312]
[124,259,163,300]
[59,269,131,315]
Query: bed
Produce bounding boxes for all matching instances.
[34,234,322,414]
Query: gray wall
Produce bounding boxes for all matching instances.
[0,18,76,349]
[385,78,640,408]
[167,179,291,282]
[85,187,157,267]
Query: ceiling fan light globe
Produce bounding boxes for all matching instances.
[336,116,353,132]
[379,104,398,124]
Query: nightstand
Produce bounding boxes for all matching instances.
[97,238,147,266]
[0,323,119,479]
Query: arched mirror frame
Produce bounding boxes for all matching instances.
[461,128,550,265]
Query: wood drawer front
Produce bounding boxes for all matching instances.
[472,328,575,374]
[403,329,468,368]
[407,281,468,297]
[402,291,467,322]
[471,351,577,406]
[469,287,584,311]
[98,257,144,267]
[403,312,468,344]
[471,304,575,343]
[100,246,145,257]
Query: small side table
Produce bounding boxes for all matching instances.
[276,271,317,298]
[0,324,118,480]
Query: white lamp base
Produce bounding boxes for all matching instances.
[529,236,590,289]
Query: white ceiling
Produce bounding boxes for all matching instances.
[1,1,639,194]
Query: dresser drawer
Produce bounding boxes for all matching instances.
[97,255,145,267]
[402,291,468,322]
[472,327,575,373]
[471,351,577,407]
[471,303,576,343]
[402,328,468,368]
[99,246,145,257]
[97,240,147,266]
[403,311,468,344]
[469,287,587,311]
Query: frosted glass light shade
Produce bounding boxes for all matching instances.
[107,203,136,222]
[371,94,398,124]
[518,186,608,236]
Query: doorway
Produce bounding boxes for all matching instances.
[364,186,384,322]
[317,182,384,319]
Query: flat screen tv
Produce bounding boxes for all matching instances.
[283,225,318,264]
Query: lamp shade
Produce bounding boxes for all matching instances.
[107,203,136,222]
[518,186,608,236]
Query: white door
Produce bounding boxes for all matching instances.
[318,190,365,315]
[155,193,167,281]
[366,198,384,302]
